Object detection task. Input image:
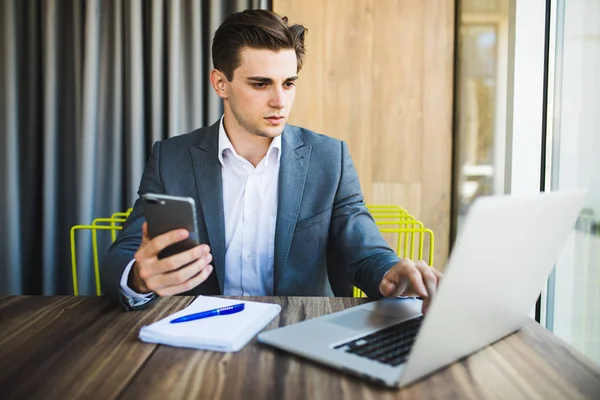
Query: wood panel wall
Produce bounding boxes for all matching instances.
[273,0,455,269]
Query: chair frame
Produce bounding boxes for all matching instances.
[70,209,132,295]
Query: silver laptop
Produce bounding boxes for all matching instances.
[258,191,586,388]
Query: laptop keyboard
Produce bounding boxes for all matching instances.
[333,316,424,367]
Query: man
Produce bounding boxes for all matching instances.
[101,10,442,311]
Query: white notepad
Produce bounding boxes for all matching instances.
[139,296,281,352]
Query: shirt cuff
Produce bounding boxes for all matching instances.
[120,259,155,307]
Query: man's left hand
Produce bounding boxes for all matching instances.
[379,259,443,314]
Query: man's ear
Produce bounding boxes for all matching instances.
[210,69,228,99]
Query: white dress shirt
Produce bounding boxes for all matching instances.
[120,117,280,303]
[219,119,281,295]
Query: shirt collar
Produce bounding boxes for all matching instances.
[217,116,282,167]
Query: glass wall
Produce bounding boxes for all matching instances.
[454,0,509,236]
[455,0,599,366]
[545,0,600,365]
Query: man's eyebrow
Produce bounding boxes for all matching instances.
[247,77,272,83]
[246,76,298,83]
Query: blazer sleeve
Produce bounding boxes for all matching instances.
[328,141,400,298]
[100,141,165,310]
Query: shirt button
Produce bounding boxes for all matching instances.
[246,254,252,260]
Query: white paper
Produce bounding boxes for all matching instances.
[139,296,281,352]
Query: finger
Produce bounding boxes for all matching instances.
[155,264,214,296]
[415,261,438,298]
[152,251,213,289]
[136,228,189,260]
[379,259,427,298]
[401,263,428,298]
[136,247,212,291]
[160,245,208,273]
[139,245,208,281]
[379,266,408,298]
[415,261,438,314]
[432,268,444,287]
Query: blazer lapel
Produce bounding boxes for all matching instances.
[189,122,227,293]
[274,125,312,294]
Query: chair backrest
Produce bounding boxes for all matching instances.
[70,209,133,295]
[353,205,436,297]
[378,225,435,265]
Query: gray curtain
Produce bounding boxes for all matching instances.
[0,0,269,295]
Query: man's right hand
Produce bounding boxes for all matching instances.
[128,222,214,296]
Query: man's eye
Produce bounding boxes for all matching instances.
[284,82,296,88]
[253,83,267,88]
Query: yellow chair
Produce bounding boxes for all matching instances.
[70,209,133,295]
[71,205,432,298]
[353,205,435,297]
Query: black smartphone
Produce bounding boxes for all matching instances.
[141,193,200,259]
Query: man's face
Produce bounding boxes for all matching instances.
[222,47,298,138]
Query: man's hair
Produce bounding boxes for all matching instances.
[212,9,307,81]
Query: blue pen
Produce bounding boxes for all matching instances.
[170,303,245,324]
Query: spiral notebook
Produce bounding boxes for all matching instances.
[139,296,281,352]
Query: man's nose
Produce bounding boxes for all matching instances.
[269,88,286,109]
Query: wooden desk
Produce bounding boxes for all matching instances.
[0,296,599,399]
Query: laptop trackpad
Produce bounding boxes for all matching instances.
[327,309,401,330]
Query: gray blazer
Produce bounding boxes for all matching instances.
[100,121,400,309]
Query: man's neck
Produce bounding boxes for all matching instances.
[223,113,273,167]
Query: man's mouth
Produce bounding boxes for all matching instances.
[265,116,285,124]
